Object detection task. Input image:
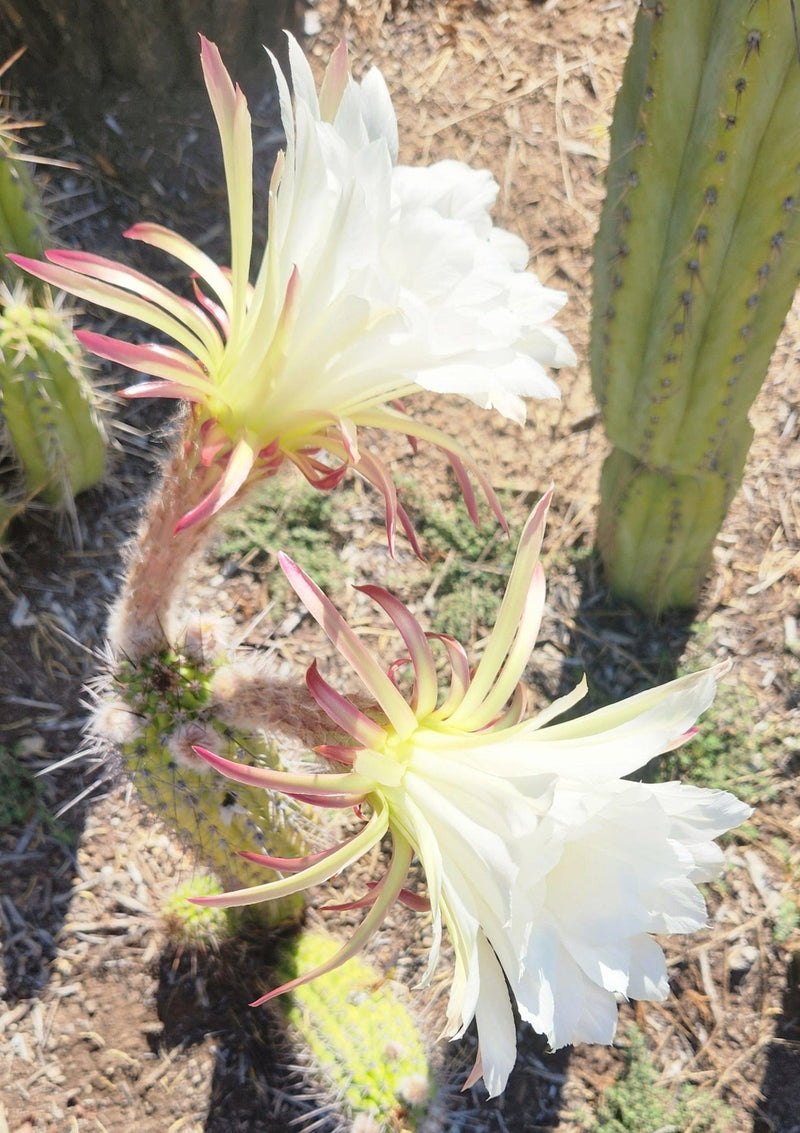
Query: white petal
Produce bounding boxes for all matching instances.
[568,975,620,1046]
[473,934,518,1098]
[651,781,753,841]
[626,935,670,1001]
[359,68,398,160]
[477,668,721,781]
[286,33,321,118]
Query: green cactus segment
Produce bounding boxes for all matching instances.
[115,653,432,1123]
[278,930,432,1129]
[591,0,800,612]
[0,135,48,290]
[162,875,236,946]
[0,293,106,507]
[591,0,720,432]
[114,648,313,928]
[596,431,750,611]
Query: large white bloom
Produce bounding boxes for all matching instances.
[189,491,749,1097]
[11,36,573,535]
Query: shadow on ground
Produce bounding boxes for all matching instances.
[753,919,800,1132]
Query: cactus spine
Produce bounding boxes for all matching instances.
[591,0,800,613]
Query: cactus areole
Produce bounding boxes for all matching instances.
[590,0,800,614]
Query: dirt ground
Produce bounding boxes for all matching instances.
[1,0,799,1131]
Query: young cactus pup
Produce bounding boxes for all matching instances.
[591,0,800,613]
[1,68,106,534]
[0,51,50,295]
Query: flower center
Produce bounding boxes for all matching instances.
[354,732,415,788]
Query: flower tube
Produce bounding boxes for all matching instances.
[189,491,750,1096]
[10,36,574,543]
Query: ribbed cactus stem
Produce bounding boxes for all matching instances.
[591,0,800,613]
[104,646,434,1122]
[597,435,750,609]
[106,646,318,928]
[277,931,432,1129]
[0,289,106,515]
[0,133,49,296]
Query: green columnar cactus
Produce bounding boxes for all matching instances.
[0,131,48,290]
[591,0,800,613]
[278,931,431,1130]
[1,86,106,535]
[0,291,106,520]
[110,647,312,928]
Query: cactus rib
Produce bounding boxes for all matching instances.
[0,292,106,509]
[591,0,800,612]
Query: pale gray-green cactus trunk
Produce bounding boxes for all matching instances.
[591,0,800,614]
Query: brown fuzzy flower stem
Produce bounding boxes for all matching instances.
[106,421,220,660]
[210,660,360,752]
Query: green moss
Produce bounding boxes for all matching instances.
[590,1026,734,1132]
[774,897,800,944]
[0,742,71,842]
[0,742,43,829]
[216,476,359,605]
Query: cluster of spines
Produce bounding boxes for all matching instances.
[590,0,800,610]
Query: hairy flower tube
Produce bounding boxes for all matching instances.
[188,491,750,1096]
[10,36,574,541]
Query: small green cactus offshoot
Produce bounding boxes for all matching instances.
[277,931,432,1130]
[591,0,800,613]
[162,875,235,946]
[0,289,106,524]
[0,65,106,536]
[110,647,314,929]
